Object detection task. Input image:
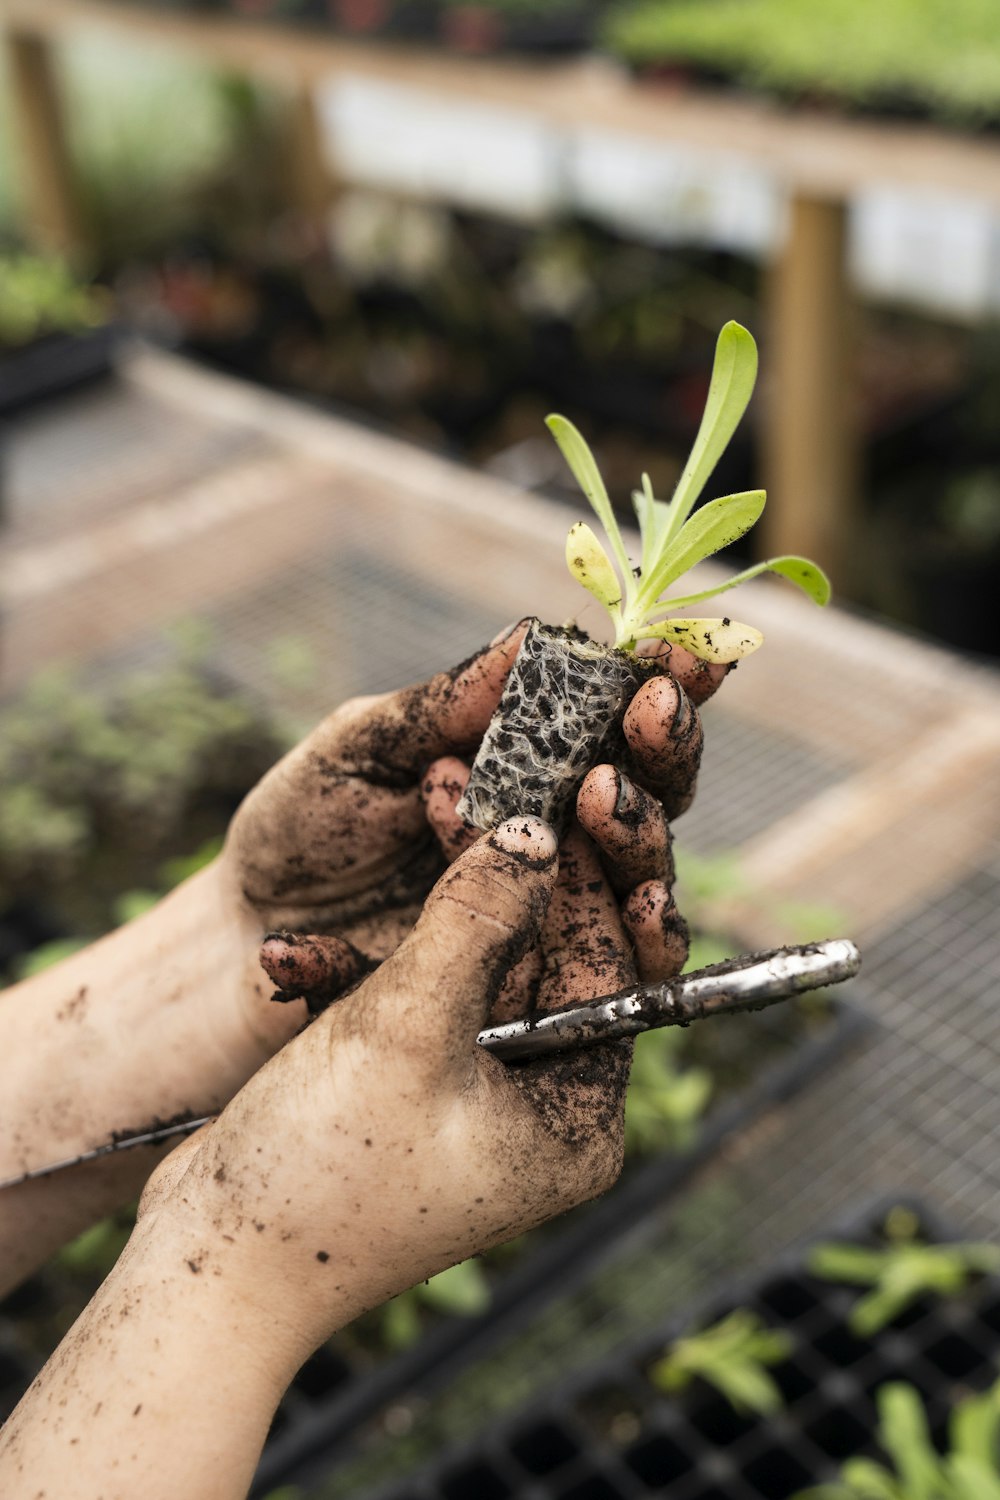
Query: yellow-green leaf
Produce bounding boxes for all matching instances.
[639,618,764,663]
[547,415,631,580]
[566,522,623,613]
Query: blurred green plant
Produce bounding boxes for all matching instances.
[0,639,287,943]
[0,255,109,348]
[57,1207,136,1280]
[809,1205,1000,1338]
[379,1260,492,1350]
[649,1308,792,1415]
[624,1027,712,1154]
[12,838,223,982]
[795,1376,1000,1499]
[605,0,1000,124]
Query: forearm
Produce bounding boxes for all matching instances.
[0,1197,298,1500]
[0,859,294,1293]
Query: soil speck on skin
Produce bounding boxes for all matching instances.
[316,1251,330,1263]
[186,1260,201,1275]
[55,986,88,1023]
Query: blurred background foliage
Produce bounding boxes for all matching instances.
[5,16,999,650]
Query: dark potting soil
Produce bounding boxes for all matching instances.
[356,1197,1000,1500]
[458,621,662,836]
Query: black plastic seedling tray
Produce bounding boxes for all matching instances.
[355,1196,1000,1500]
[248,994,867,1494]
[0,326,118,418]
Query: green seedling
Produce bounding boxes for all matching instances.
[379,1259,492,1350]
[795,1376,1000,1499]
[624,1027,712,1155]
[649,1307,792,1416]
[809,1207,1000,1338]
[549,320,829,662]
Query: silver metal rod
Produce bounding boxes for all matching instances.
[478,938,861,1060]
[0,940,859,1189]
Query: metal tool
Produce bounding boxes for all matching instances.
[0,939,859,1190]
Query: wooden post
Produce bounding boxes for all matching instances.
[762,193,857,584]
[284,84,336,239]
[4,28,87,259]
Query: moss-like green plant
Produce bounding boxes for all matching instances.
[549,322,829,662]
[809,1207,1000,1337]
[796,1376,1000,1499]
[650,1308,792,1415]
[0,649,286,937]
[605,0,1000,125]
[0,255,108,348]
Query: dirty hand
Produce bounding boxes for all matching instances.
[254,626,728,1020]
[1,816,641,1500]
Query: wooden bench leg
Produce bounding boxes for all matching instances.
[762,193,858,584]
[4,28,87,260]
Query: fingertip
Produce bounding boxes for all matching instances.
[622,880,690,983]
[623,673,684,750]
[423,756,478,863]
[663,643,731,706]
[421,755,471,806]
[492,816,558,867]
[577,763,621,822]
[438,621,531,748]
[489,618,531,650]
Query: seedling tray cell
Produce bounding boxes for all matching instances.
[355,1199,1000,1500]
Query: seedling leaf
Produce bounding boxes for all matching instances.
[641,618,764,663]
[836,1457,904,1498]
[878,1384,940,1500]
[651,1309,791,1417]
[948,1454,1000,1500]
[638,490,766,604]
[547,415,632,581]
[551,322,827,650]
[632,472,673,576]
[809,1244,892,1283]
[950,1378,1000,1471]
[566,522,624,615]
[419,1259,492,1316]
[811,1226,1000,1337]
[665,555,831,610]
[660,320,758,545]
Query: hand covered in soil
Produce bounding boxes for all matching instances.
[0,643,728,1498]
[220,625,530,1048]
[258,631,727,1017]
[421,634,727,993]
[0,818,643,1500]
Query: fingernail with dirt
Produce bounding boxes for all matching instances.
[492,816,558,868]
[613,768,634,819]
[489,618,530,648]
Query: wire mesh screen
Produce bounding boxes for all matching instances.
[4,353,1000,1497]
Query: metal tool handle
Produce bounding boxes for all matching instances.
[0,940,859,1189]
[478,938,860,1060]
